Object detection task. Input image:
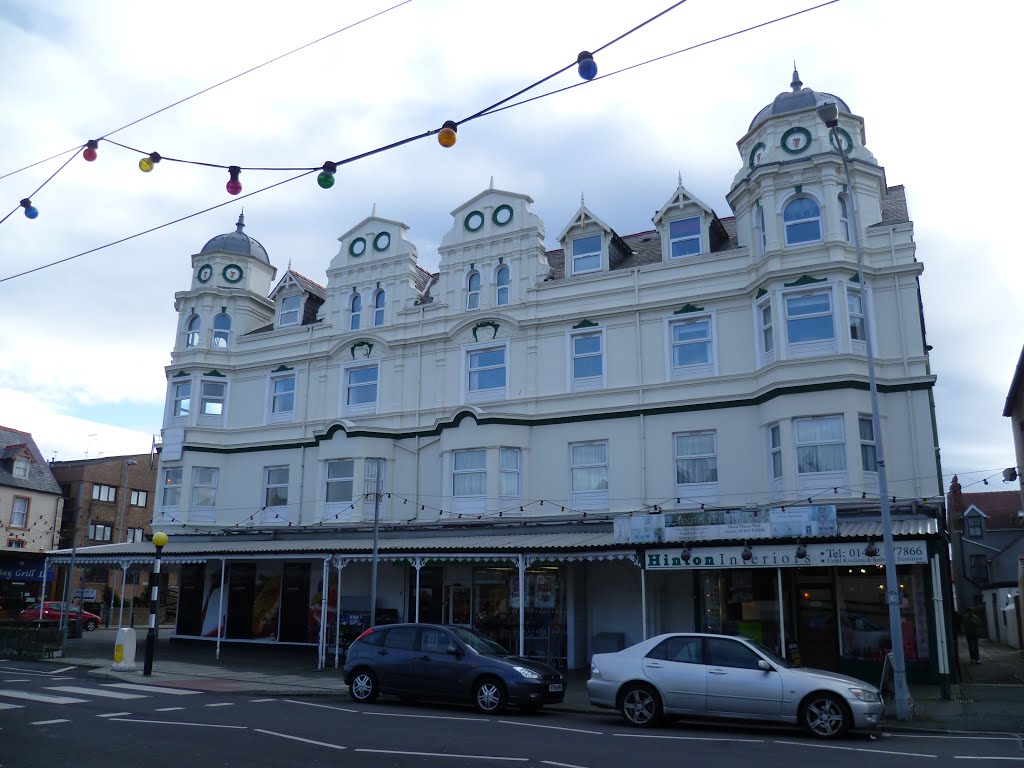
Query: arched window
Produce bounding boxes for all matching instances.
[350,293,362,331]
[466,271,481,310]
[838,194,850,242]
[755,205,766,257]
[495,265,509,306]
[783,197,822,245]
[373,289,385,327]
[212,313,231,348]
[185,315,201,348]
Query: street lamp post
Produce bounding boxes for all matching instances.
[817,100,911,720]
[368,459,384,628]
[143,531,168,676]
[108,458,138,627]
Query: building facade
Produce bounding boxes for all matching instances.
[49,454,160,620]
[1,426,62,617]
[52,72,953,682]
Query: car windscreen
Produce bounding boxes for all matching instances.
[448,626,509,655]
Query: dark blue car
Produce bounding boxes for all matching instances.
[343,623,565,714]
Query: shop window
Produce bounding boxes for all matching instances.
[836,565,929,662]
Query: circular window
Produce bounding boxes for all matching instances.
[349,237,367,257]
[780,127,812,155]
[374,232,391,251]
[829,127,854,155]
[748,142,766,170]
[493,204,513,226]
[464,211,485,232]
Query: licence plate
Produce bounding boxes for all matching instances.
[548,683,563,692]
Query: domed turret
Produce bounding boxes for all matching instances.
[748,68,850,133]
[200,212,270,264]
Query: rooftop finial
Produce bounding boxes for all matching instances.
[791,63,802,91]
[489,176,494,190]
[371,202,377,217]
[677,170,683,187]
[580,190,585,206]
[236,211,245,233]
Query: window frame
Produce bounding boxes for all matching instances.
[570,440,609,511]
[674,430,719,506]
[199,378,227,419]
[88,522,113,542]
[349,292,362,331]
[171,380,191,420]
[859,415,877,473]
[466,271,481,310]
[185,314,201,348]
[373,288,386,327]
[667,314,715,379]
[847,287,866,351]
[755,204,766,257]
[769,423,783,481]
[452,448,487,514]
[495,264,510,306]
[10,496,29,528]
[343,361,380,416]
[324,458,356,520]
[569,328,605,392]
[784,288,836,352]
[264,466,290,521]
[465,341,508,403]
[125,528,145,543]
[965,514,983,539]
[92,484,117,503]
[756,296,775,365]
[794,414,847,489]
[270,372,297,423]
[783,195,823,246]
[212,312,232,348]
[162,468,183,508]
[190,467,219,511]
[668,216,702,259]
[839,193,850,242]
[968,553,988,583]
[279,295,301,327]
[130,489,148,507]
[13,457,29,478]
[500,447,521,504]
[571,234,602,275]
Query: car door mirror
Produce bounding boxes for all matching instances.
[446,645,462,657]
[757,659,773,672]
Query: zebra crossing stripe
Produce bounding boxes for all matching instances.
[31,719,70,726]
[46,686,146,699]
[0,702,24,710]
[98,712,133,718]
[0,690,88,705]
[102,683,200,695]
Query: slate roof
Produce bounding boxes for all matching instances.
[871,185,910,227]
[954,490,1023,531]
[0,426,61,495]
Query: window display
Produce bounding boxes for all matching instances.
[836,565,928,661]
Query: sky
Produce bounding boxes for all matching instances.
[0,0,1020,497]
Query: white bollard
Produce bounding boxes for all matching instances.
[112,627,137,671]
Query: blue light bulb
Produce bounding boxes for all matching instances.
[577,51,597,81]
[20,198,38,219]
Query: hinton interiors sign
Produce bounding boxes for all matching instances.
[645,541,930,570]
[614,506,838,544]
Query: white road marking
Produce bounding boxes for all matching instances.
[155,707,185,712]
[613,733,763,743]
[109,719,246,729]
[772,740,936,758]
[0,690,88,705]
[953,758,1024,762]
[283,699,357,713]
[355,748,527,761]
[253,729,348,750]
[3,679,31,683]
[204,702,233,707]
[102,683,201,695]
[250,698,275,702]
[48,666,75,675]
[499,720,603,735]
[97,712,133,718]
[363,711,488,722]
[30,719,70,726]
[542,761,591,768]
[46,686,145,699]
[0,703,24,710]
[887,734,1021,742]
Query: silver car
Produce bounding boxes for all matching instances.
[588,632,883,738]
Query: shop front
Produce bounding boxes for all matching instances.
[0,554,54,618]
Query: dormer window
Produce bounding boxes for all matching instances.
[669,216,701,258]
[350,292,362,331]
[373,289,385,327]
[185,315,201,348]
[13,457,30,479]
[965,514,983,538]
[784,197,822,245]
[279,295,300,327]
[466,271,481,310]
[213,312,231,348]
[495,265,510,306]
[571,235,601,275]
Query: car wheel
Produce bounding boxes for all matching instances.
[85,620,97,631]
[620,683,663,727]
[473,677,506,714]
[801,692,851,739]
[348,670,379,703]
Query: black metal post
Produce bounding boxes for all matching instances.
[143,532,167,676]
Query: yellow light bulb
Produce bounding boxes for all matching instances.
[139,157,154,172]
[438,120,457,148]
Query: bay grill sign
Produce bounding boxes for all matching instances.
[646,541,929,570]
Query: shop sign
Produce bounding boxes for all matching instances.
[615,505,838,544]
[645,540,929,570]
[75,588,98,601]
[0,563,54,582]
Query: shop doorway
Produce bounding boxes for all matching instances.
[409,566,444,624]
[226,563,255,639]
[279,563,311,642]
[447,584,472,626]
[177,564,205,636]
[793,570,838,669]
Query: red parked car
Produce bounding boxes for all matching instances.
[19,602,101,631]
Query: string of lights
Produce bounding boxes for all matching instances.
[0,0,840,286]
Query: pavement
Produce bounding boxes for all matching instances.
[31,626,1024,734]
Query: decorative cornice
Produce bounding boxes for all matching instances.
[673,303,705,315]
[472,321,500,342]
[171,370,191,379]
[784,275,827,287]
[755,288,768,299]
[203,370,226,378]
[271,365,294,373]
[572,319,598,329]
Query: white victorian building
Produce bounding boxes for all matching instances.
[53,72,953,683]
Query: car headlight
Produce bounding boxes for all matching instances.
[848,687,881,703]
[590,663,601,679]
[512,665,541,679]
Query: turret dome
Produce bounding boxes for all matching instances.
[200,213,269,264]
[748,68,850,133]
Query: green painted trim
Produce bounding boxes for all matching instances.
[464,210,485,232]
[748,141,766,170]
[781,127,812,155]
[351,340,374,359]
[373,232,391,252]
[493,204,514,226]
[784,275,827,287]
[271,365,294,373]
[179,380,936,456]
[197,264,213,283]
[204,370,226,378]
[755,288,768,299]
[794,184,802,194]
[171,370,191,378]
[349,237,367,257]
[222,264,243,284]
[673,303,705,315]
[472,321,500,342]
[573,319,598,329]
[849,274,861,284]
[829,127,854,155]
